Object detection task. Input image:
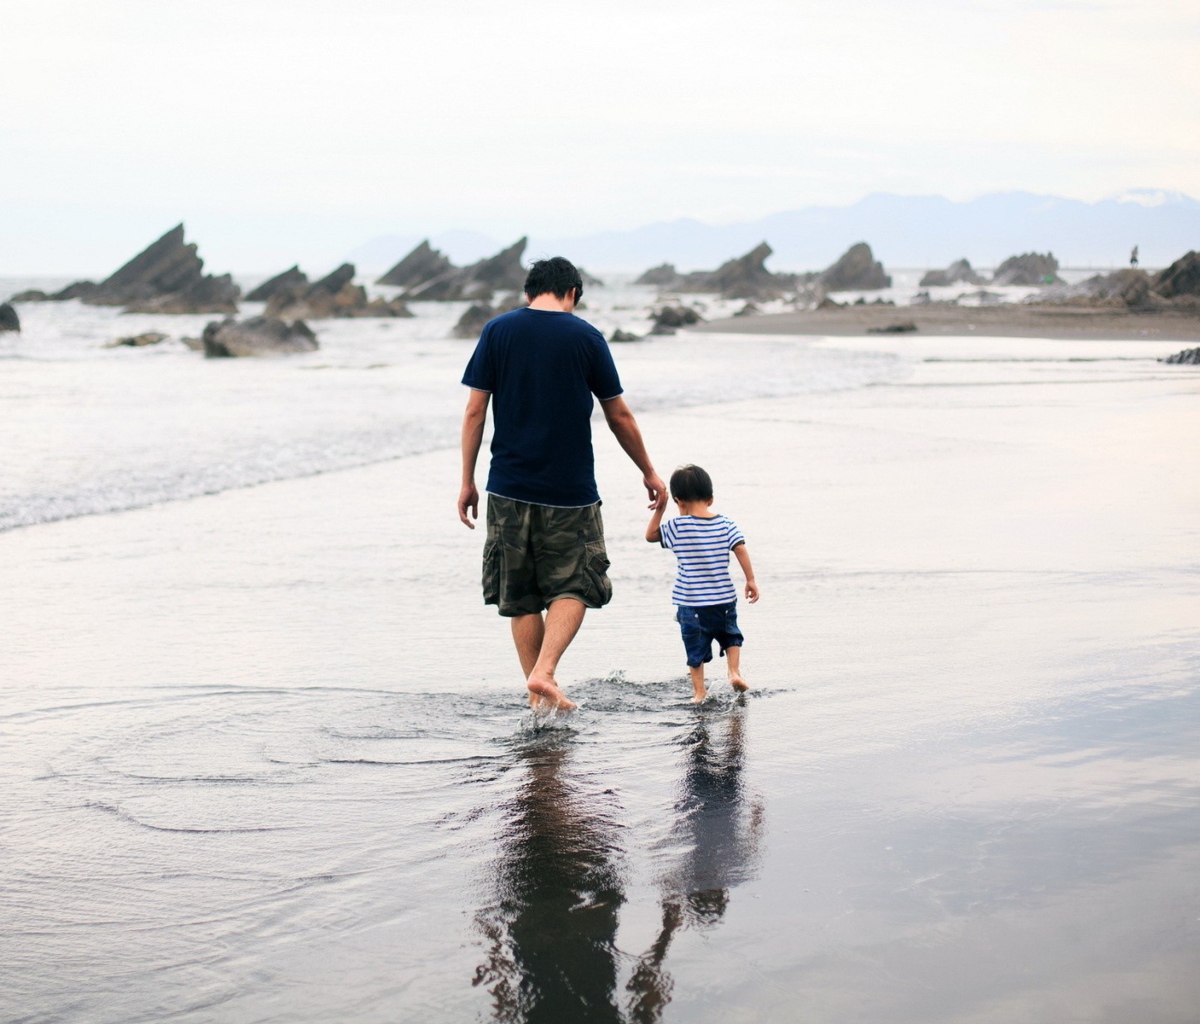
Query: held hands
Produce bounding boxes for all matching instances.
[644,473,668,510]
[458,481,479,528]
[744,578,760,603]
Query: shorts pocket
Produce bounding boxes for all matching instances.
[583,542,613,608]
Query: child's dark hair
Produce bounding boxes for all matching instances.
[524,256,584,302]
[670,464,713,503]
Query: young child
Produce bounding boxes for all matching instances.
[647,464,759,702]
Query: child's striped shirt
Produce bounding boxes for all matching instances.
[659,514,746,606]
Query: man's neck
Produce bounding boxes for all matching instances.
[527,292,576,313]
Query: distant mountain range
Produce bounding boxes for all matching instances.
[347,190,1200,276]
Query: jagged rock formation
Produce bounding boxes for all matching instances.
[245,266,308,303]
[52,225,241,313]
[264,263,412,319]
[0,302,19,332]
[1161,346,1200,365]
[453,303,496,339]
[1064,269,1152,307]
[683,243,798,299]
[635,263,682,288]
[919,259,984,288]
[992,252,1062,287]
[377,241,453,288]
[610,328,641,342]
[580,268,605,288]
[202,317,318,358]
[402,238,528,302]
[650,306,703,335]
[819,243,891,291]
[1153,251,1200,299]
[105,331,167,348]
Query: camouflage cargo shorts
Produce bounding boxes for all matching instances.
[482,494,613,617]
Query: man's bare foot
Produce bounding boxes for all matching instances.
[729,673,750,693]
[527,676,577,710]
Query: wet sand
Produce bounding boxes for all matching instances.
[694,302,1200,341]
[2,334,1199,1022]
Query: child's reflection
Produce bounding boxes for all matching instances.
[626,708,765,1023]
[474,737,626,1023]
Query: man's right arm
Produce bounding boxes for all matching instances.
[458,389,490,528]
[600,395,667,510]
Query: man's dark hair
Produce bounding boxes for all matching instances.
[670,464,713,503]
[524,256,584,302]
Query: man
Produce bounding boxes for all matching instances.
[458,256,666,710]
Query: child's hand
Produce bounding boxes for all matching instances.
[744,579,759,603]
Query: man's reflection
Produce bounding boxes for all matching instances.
[626,707,765,1023]
[474,736,626,1023]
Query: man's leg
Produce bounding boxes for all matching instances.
[526,598,585,709]
[511,613,545,707]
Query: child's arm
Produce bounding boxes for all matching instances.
[733,543,759,602]
[646,505,666,543]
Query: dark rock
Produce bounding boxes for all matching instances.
[377,241,452,288]
[962,289,1004,306]
[919,259,984,288]
[311,263,356,295]
[867,321,918,334]
[912,291,932,305]
[180,336,203,351]
[453,303,495,339]
[992,252,1062,287]
[202,316,318,358]
[580,268,604,288]
[106,331,168,348]
[1161,346,1200,365]
[245,266,308,303]
[9,289,49,302]
[404,238,527,302]
[82,224,241,313]
[610,328,641,342]
[1060,269,1153,308]
[0,302,19,332]
[816,296,845,309]
[635,263,682,288]
[733,301,760,317]
[677,242,798,300]
[264,264,411,319]
[650,305,703,334]
[819,243,891,291]
[1153,251,1200,299]
[52,280,100,301]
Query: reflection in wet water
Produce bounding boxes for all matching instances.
[473,706,764,1023]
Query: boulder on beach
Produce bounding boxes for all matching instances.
[9,289,49,302]
[404,238,528,302]
[1161,346,1200,365]
[105,331,168,348]
[635,263,683,288]
[867,321,918,334]
[202,316,318,358]
[264,263,412,319]
[377,241,453,288]
[919,259,984,288]
[1060,269,1153,308]
[679,242,798,300]
[610,328,641,342]
[60,224,241,313]
[819,243,891,291]
[650,305,703,335]
[453,303,495,339]
[0,302,20,332]
[245,266,309,303]
[1153,251,1200,300]
[734,301,760,317]
[992,252,1062,287]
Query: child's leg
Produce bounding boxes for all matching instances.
[688,664,707,703]
[726,645,749,692]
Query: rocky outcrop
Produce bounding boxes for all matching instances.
[1153,251,1200,299]
[264,263,412,319]
[105,331,167,348]
[202,317,318,358]
[54,225,241,313]
[9,289,49,302]
[818,243,891,291]
[610,328,641,342]
[0,302,19,332]
[867,321,918,334]
[919,259,984,288]
[650,305,703,335]
[580,268,605,288]
[377,241,452,288]
[992,252,1062,287]
[453,303,496,339]
[635,263,682,288]
[403,238,528,302]
[1161,346,1200,365]
[681,242,798,299]
[245,266,308,303]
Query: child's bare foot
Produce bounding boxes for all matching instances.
[692,688,708,704]
[729,673,750,693]
[527,675,577,710]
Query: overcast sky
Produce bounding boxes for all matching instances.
[3,0,1197,273]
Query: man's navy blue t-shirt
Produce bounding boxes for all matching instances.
[461,307,623,507]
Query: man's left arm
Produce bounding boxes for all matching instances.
[600,396,667,510]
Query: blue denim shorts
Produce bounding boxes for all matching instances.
[676,601,744,668]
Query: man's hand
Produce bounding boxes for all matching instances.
[458,481,480,528]
[644,473,668,510]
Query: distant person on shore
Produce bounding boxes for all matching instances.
[646,465,758,702]
[1131,245,1139,268]
[458,257,667,711]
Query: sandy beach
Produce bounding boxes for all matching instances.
[2,331,1198,1022]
